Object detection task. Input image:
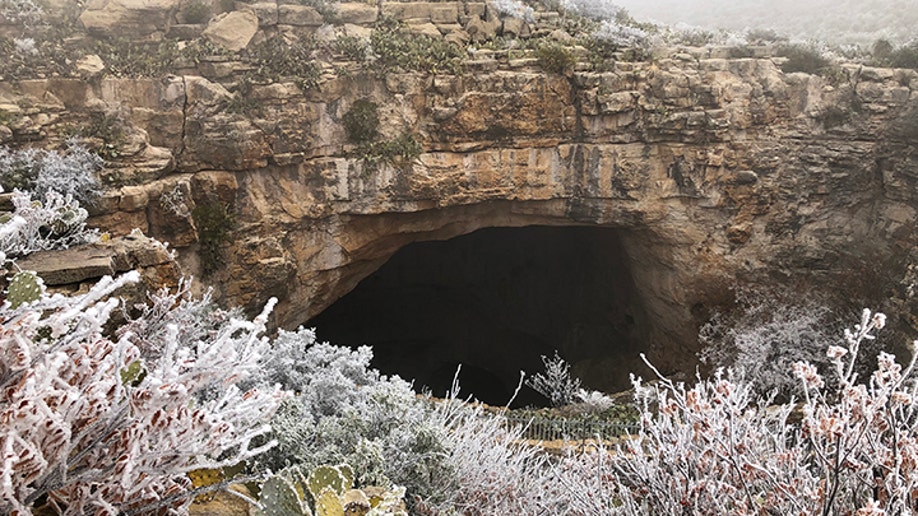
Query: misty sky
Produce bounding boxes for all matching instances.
[611,0,918,47]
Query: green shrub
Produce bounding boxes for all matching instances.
[93,38,182,77]
[333,35,367,61]
[872,38,894,63]
[342,99,379,144]
[369,18,464,75]
[182,0,211,23]
[535,42,577,74]
[0,35,75,81]
[777,43,830,75]
[243,35,321,91]
[192,200,235,277]
[362,131,422,169]
[889,41,918,70]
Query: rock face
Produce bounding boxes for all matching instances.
[3,2,918,384]
[80,0,182,36]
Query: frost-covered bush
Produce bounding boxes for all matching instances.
[489,0,534,23]
[698,288,841,398]
[559,0,624,22]
[0,272,283,515]
[248,329,451,503]
[0,140,104,205]
[0,189,98,259]
[0,0,43,25]
[525,351,582,406]
[603,309,918,514]
[591,19,651,49]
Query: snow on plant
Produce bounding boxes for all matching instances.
[0,141,103,205]
[559,0,624,22]
[0,0,43,25]
[592,19,652,49]
[599,308,918,514]
[247,328,451,503]
[699,288,840,398]
[526,350,582,406]
[12,37,36,55]
[0,189,98,259]
[414,371,550,515]
[159,184,192,218]
[0,272,284,515]
[489,0,534,23]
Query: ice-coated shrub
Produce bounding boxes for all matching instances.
[559,0,624,22]
[489,0,534,23]
[698,288,841,398]
[0,140,103,205]
[0,189,98,259]
[0,0,43,25]
[247,329,452,503]
[591,19,651,49]
[602,309,918,514]
[0,271,284,515]
[525,351,582,406]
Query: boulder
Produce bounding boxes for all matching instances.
[202,9,260,52]
[75,54,105,78]
[465,16,499,43]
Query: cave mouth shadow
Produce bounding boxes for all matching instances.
[307,225,651,407]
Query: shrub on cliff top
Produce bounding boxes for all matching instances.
[369,18,465,75]
[777,43,831,74]
[535,42,577,74]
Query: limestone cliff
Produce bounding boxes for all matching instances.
[1,0,916,387]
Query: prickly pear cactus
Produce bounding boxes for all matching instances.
[307,464,353,500]
[7,270,44,308]
[314,488,344,516]
[257,473,313,516]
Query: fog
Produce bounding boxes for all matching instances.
[611,0,917,46]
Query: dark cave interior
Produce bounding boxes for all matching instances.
[307,225,651,407]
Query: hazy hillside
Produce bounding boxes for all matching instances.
[612,0,918,47]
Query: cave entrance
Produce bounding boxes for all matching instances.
[307,225,650,406]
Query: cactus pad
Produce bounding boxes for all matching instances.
[314,488,344,516]
[258,474,312,516]
[307,465,353,500]
[7,270,44,308]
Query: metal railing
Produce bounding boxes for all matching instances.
[502,414,639,442]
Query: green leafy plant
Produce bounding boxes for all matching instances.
[535,42,577,74]
[342,99,379,144]
[243,35,321,91]
[333,35,368,61]
[369,18,464,76]
[93,38,182,78]
[192,200,235,277]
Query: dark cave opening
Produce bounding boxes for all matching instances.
[307,226,651,407]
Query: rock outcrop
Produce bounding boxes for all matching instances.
[2,1,917,382]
